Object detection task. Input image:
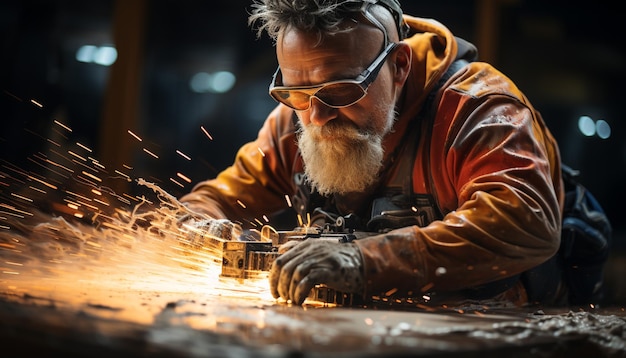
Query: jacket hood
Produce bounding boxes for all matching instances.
[398,15,477,119]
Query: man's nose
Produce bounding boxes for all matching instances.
[308,97,338,126]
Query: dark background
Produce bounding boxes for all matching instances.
[1,0,624,301]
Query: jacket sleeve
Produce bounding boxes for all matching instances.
[178,106,299,224]
[355,65,564,298]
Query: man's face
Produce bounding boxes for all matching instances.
[276,23,398,195]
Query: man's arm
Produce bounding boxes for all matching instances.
[357,95,563,299]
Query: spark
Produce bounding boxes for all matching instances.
[0,204,32,217]
[66,190,93,202]
[385,288,398,296]
[90,159,106,170]
[66,202,79,210]
[30,99,43,108]
[237,200,246,209]
[0,124,280,327]
[128,130,143,141]
[262,215,269,222]
[114,170,131,180]
[284,195,292,207]
[26,175,57,189]
[200,126,213,140]
[75,200,99,211]
[257,147,265,157]
[122,193,140,202]
[3,90,21,102]
[29,186,46,194]
[176,172,192,183]
[76,142,93,152]
[143,148,159,159]
[53,119,72,132]
[170,178,184,188]
[10,193,33,202]
[74,159,101,175]
[117,196,131,205]
[28,157,69,179]
[81,171,102,183]
[68,151,87,162]
[94,198,109,206]
[47,138,61,147]
[176,150,191,161]
[42,157,74,173]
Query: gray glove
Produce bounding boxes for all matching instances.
[269,239,365,305]
[184,218,242,246]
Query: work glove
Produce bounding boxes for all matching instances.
[269,239,365,305]
[183,218,243,246]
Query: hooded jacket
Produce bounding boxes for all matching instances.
[179,15,564,303]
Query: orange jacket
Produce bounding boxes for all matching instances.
[180,15,564,300]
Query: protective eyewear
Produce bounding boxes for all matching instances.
[269,42,398,111]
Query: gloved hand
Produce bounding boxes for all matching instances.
[269,239,365,305]
[183,218,243,246]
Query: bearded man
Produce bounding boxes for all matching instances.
[179,0,564,307]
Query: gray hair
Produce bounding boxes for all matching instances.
[248,0,405,44]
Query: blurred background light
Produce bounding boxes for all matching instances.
[209,71,236,93]
[596,119,611,139]
[76,45,117,66]
[76,45,97,63]
[578,115,596,137]
[93,45,117,66]
[190,71,236,94]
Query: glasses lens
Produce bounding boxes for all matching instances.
[316,82,366,107]
[271,89,311,110]
[271,82,366,110]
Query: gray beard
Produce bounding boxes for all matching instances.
[297,123,384,196]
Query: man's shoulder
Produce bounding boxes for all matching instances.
[446,62,526,101]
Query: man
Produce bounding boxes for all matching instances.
[179,0,564,306]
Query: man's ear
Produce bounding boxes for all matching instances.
[391,42,412,86]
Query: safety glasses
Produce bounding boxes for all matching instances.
[269,42,398,111]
